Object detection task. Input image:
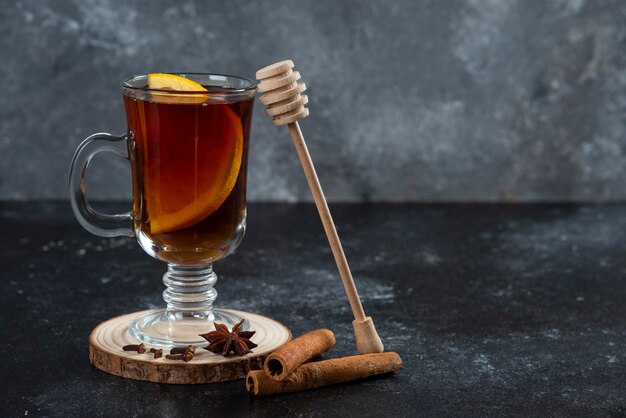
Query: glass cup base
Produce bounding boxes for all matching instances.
[128,308,246,347]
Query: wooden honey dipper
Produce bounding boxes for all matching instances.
[256,60,384,354]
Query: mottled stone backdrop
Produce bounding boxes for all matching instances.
[2,0,625,202]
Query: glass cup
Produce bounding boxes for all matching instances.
[69,73,256,346]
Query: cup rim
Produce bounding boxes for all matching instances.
[121,73,258,96]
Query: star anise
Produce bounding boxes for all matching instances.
[199,320,257,356]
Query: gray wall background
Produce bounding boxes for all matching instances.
[2,0,626,202]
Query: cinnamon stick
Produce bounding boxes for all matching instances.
[264,329,336,381]
[247,352,402,395]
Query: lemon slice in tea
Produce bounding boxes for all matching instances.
[147,73,209,104]
[144,73,244,234]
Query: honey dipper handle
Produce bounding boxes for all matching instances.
[287,122,366,321]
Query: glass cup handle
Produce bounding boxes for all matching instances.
[68,132,134,238]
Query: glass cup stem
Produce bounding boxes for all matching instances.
[163,264,217,313]
[128,264,245,347]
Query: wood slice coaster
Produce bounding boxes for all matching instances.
[89,309,291,384]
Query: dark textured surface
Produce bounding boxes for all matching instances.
[2,202,626,416]
[3,1,626,202]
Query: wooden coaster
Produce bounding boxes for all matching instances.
[89,309,291,384]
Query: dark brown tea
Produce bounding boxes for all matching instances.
[124,89,254,264]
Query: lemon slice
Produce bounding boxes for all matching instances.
[142,74,244,234]
[148,107,244,234]
[147,73,209,104]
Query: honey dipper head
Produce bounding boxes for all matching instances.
[256,60,309,126]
